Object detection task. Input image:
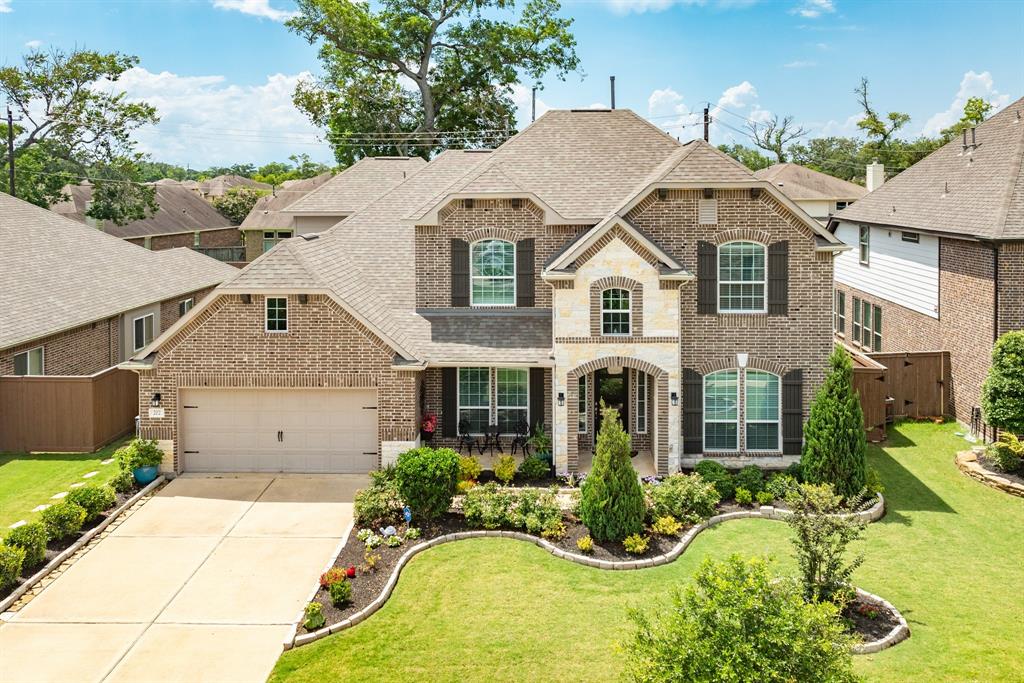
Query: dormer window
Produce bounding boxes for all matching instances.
[601,288,631,335]
[471,239,515,306]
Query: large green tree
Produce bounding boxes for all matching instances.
[746,113,806,162]
[0,48,159,222]
[789,137,865,183]
[940,96,994,142]
[286,0,580,164]
[717,143,772,171]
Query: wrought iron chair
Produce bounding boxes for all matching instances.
[457,419,480,455]
[510,419,531,458]
[482,424,504,457]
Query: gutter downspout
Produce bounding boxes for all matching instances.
[990,241,999,342]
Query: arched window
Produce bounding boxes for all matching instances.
[745,369,780,451]
[703,369,738,451]
[471,239,516,306]
[718,241,767,313]
[601,288,631,335]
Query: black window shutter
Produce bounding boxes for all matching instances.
[683,368,704,454]
[768,241,789,316]
[697,241,717,314]
[451,239,470,307]
[442,367,458,437]
[782,369,803,455]
[529,367,545,432]
[516,239,535,307]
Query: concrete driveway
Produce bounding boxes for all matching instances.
[0,474,365,683]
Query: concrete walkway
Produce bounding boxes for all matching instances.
[0,474,365,683]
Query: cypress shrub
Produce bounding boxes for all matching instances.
[801,347,867,500]
[578,405,645,542]
[982,331,1024,434]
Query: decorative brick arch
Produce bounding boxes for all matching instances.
[589,277,644,337]
[713,228,772,246]
[566,356,671,475]
[465,227,522,244]
[697,355,789,377]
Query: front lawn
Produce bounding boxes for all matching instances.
[0,441,125,530]
[270,423,1024,683]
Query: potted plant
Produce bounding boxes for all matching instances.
[527,422,553,467]
[420,412,437,442]
[115,438,164,485]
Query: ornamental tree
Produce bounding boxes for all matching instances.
[578,404,644,542]
[982,331,1024,434]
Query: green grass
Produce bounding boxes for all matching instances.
[271,423,1024,683]
[0,441,125,530]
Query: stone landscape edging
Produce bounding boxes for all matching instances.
[286,493,888,650]
[850,587,911,654]
[956,450,1024,498]
[0,476,166,615]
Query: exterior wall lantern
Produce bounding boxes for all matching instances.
[150,393,162,407]
[557,392,565,407]
[670,391,678,406]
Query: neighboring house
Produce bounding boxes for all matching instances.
[0,192,238,377]
[237,172,333,262]
[50,180,243,260]
[196,174,272,199]
[754,163,867,223]
[829,96,1024,428]
[128,109,846,478]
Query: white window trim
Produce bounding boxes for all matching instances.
[859,225,870,265]
[717,241,768,314]
[577,375,587,434]
[132,313,154,352]
[601,288,632,336]
[496,368,530,433]
[635,371,647,434]
[265,297,288,333]
[834,290,846,336]
[703,370,739,453]
[457,367,492,435]
[179,298,194,316]
[470,239,516,307]
[744,369,782,453]
[13,346,45,376]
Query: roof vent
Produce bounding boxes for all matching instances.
[300,233,320,241]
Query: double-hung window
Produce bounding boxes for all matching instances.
[704,370,738,451]
[859,225,870,265]
[470,240,515,306]
[458,367,491,433]
[262,230,293,254]
[13,347,44,375]
[745,370,780,451]
[179,298,194,317]
[496,368,529,432]
[718,242,766,313]
[635,372,648,434]
[266,297,288,332]
[578,376,588,433]
[852,296,862,344]
[133,314,154,352]
[601,289,631,335]
[861,301,882,351]
[834,290,846,335]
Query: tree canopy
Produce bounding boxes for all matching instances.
[717,143,773,171]
[747,113,806,162]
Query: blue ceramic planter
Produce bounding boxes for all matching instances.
[133,465,159,485]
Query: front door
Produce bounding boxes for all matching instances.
[594,368,629,434]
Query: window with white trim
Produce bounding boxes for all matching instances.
[862,300,881,352]
[601,288,631,335]
[834,290,846,335]
[496,368,529,432]
[262,230,293,253]
[704,369,738,451]
[133,314,154,352]
[859,225,870,264]
[718,242,766,313]
[578,375,587,433]
[852,296,862,344]
[13,347,44,376]
[265,297,288,332]
[745,370,780,451]
[635,371,647,434]
[458,367,491,434]
[470,239,515,306]
[179,298,194,317]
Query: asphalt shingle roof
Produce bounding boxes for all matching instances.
[833,96,1024,240]
[754,163,867,201]
[1,193,238,350]
[283,157,427,215]
[238,173,333,230]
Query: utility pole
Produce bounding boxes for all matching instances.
[610,76,616,109]
[531,87,536,122]
[6,106,15,198]
[703,106,711,143]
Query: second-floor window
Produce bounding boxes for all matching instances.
[859,225,870,265]
[834,290,846,334]
[133,314,154,352]
[13,347,44,376]
[471,239,515,306]
[266,297,288,332]
[263,230,293,254]
[719,241,766,313]
[179,298,194,317]
[601,288,631,335]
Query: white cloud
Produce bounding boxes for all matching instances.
[920,70,1010,137]
[511,84,550,127]
[211,0,297,22]
[648,86,700,139]
[791,0,834,18]
[0,0,13,13]
[646,81,772,144]
[783,60,816,68]
[24,40,43,49]
[92,67,330,168]
[818,113,861,137]
[604,0,757,14]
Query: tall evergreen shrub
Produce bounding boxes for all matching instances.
[982,331,1024,434]
[801,347,867,500]
[578,405,645,542]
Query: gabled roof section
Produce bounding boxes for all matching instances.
[218,239,323,290]
[284,156,427,215]
[658,141,754,182]
[543,216,685,276]
[199,174,271,197]
[239,172,333,229]
[832,96,1024,240]
[754,163,867,201]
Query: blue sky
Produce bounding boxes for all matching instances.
[1,0,1022,167]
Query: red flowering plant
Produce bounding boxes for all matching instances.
[319,567,347,588]
[421,412,438,434]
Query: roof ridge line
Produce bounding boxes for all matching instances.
[991,105,1024,239]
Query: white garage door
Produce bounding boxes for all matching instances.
[180,388,378,473]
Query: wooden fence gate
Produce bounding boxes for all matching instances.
[852,350,950,440]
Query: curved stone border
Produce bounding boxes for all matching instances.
[851,587,910,654]
[0,476,166,615]
[956,450,1024,498]
[285,494,886,649]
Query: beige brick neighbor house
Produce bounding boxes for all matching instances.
[129,110,847,477]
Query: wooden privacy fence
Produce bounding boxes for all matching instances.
[852,350,950,440]
[0,366,138,453]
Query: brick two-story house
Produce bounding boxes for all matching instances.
[129,110,846,477]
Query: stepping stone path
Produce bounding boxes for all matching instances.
[69,483,84,489]
[50,491,68,500]
[9,520,26,529]
[100,458,114,465]
[31,505,49,513]
[82,471,99,479]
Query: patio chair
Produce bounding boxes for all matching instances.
[457,419,480,455]
[482,424,504,457]
[510,419,531,458]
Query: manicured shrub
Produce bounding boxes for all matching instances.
[458,455,482,482]
[393,447,460,520]
[329,579,352,608]
[456,479,476,494]
[735,487,753,506]
[756,490,774,506]
[541,519,566,540]
[982,331,1024,433]
[785,483,867,604]
[354,476,403,527]
[734,465,765,495]
[4,522,48,569]
[625,555,857,683]
[40,501,86,541]
[801,347,867,500]
[0,544,26,590]
[319,567,347,588]
[515,488,562,534]
[694,460,735,501]
[110,469,135,494]
[623,533,650,555]
[517,456,550,481]
[645,473,720,525]
[785,461,804,482]
[385,534,403,547]
[114,438,164,472]
[493,455,517,485]
[576,535,593,554]
[865,466,886,495]
[404,527,420,540]
[650,515,682,536]
[987,433,1024,474]
[462,483,562,534]
[303,602,326,631]
[765,473,798,500]
[65,485,116,522]
[578,406,645,542]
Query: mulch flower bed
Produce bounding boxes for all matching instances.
[977,454,1024,488]
[843,596,901,643]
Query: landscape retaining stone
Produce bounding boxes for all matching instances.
[956,451,1024,498]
